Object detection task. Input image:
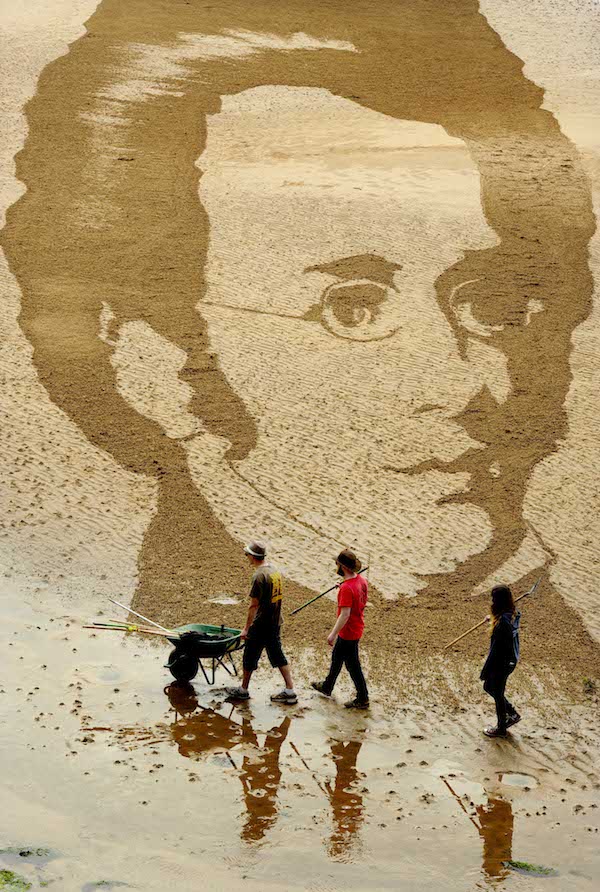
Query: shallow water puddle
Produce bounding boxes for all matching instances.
[499,772,538,789]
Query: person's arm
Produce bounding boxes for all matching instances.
[494,618,514,666]
[480,619,511,677]
[242,598,259,638]
[242,571,265,638]
[328,607,351,647]
[480,619,496,679]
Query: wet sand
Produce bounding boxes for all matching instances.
[1,1,600,889]
[2,592,599,891]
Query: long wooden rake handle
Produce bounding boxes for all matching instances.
[290,566,369,616]
[443,616,490,651]
[84,625,176,639]
[108,597,172,633]
[443,577,542,650]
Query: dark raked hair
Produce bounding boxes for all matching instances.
[491,585,516,623]
[337,549,362,573]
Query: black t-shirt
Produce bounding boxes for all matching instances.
[250,563,283,630]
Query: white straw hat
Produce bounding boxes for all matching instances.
[244,541,267,559]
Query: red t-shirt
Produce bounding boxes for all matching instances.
[338,575,368,640]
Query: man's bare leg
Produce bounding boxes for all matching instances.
[226,668,253,700]
[269,663,297,703]
[279,664,294,690]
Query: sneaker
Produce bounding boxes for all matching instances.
[344,698,370,710]
[270,690,298,705]
[311,681,332,697]
[225,686,250,700]
[483,725,507,738]
[506,712,521,729]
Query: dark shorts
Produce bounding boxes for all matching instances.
[243,625,287,672]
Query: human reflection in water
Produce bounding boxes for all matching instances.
[239,716,291,844]
[324,735,365,859]
[165,683,290,843]
[476,795,513,883]
[443,777,513,884]
[164,685,367,854]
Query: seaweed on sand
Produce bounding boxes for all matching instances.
[504,860,559,877]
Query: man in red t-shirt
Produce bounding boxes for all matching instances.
[311,549,369,709]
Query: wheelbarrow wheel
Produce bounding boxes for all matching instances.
[167,648,199,683]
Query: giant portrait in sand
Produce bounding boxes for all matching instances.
[2,0,597,641]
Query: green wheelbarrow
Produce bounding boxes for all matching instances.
[165,623,243,685]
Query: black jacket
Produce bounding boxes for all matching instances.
[480,611,521,680]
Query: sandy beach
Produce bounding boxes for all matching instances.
[1,1,600,889]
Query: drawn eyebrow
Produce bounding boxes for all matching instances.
[304,253,402,288]
[201,254,401,323]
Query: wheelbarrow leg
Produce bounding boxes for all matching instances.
[215,654,237,678]
[198,659,211,686]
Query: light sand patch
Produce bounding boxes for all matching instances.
[111,319,201,439]
[183,93,497,596]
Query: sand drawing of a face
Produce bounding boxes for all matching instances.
[188,96,500,596]
[1,0,595,613]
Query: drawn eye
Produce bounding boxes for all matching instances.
[450,279,505,338]
[311,280,398,341]
[450,279,545,338]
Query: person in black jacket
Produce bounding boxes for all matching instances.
[481,585,521,738]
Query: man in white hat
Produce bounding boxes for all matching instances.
[227,541,297,704]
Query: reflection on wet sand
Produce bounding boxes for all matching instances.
[117,684,367,854]
[476,795,513,883]
[169,691,513,879]
[238,717,291,844]
[442,775,513,884]
[325,737,365,859]
[166,683,290,843]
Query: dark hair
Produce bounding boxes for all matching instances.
[491,585,516,619]
[336,550,361,573]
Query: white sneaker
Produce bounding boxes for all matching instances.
[226,686,250,700]
[270,689,298,704]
